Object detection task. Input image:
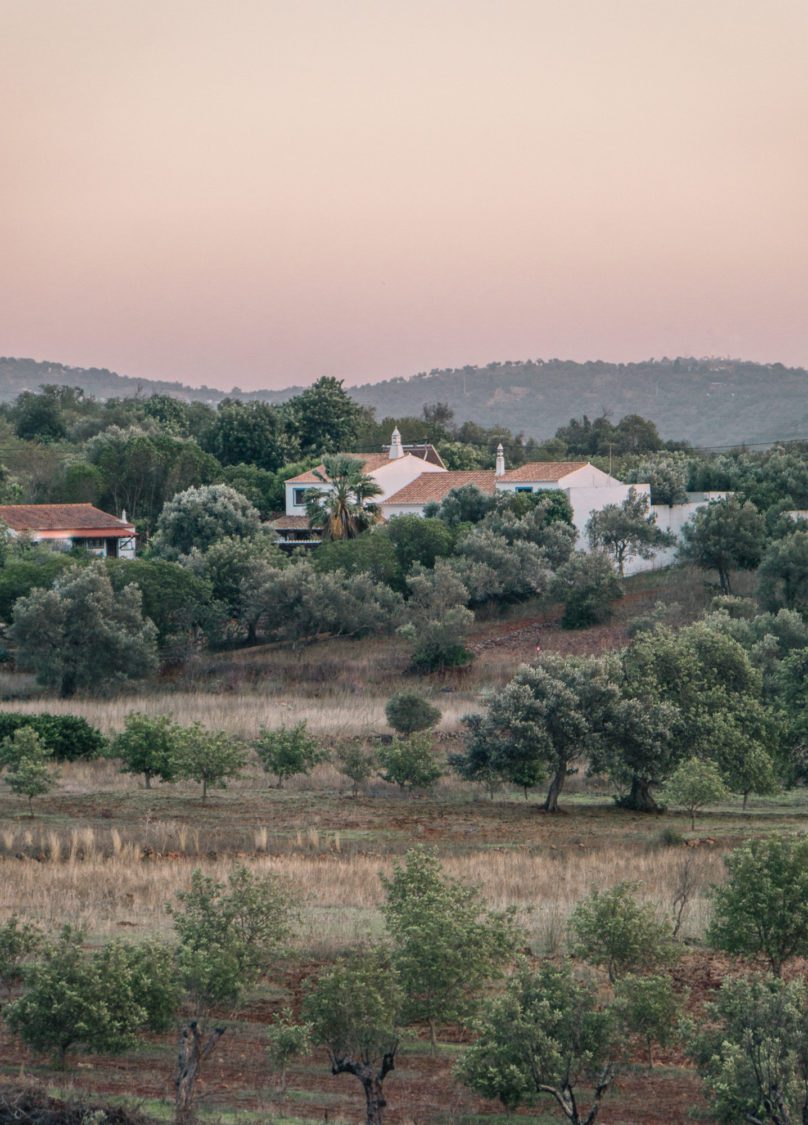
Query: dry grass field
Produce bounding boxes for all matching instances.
[0,566,790,1123]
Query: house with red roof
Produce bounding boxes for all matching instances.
[0,504,137,558]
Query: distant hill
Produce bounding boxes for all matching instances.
[1,355,806,447]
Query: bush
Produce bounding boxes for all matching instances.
[661,756,729,830]
[569,882,678,982]
[615,973,681,1067]
[385,691,441,736]
[0,713,105,762]
[553,551,623,629]
[254,722,326,788]
[335,742,376,797]
[377,734,443,792]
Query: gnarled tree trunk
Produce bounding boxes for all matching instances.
[620,774,661,812]
[544,762,567,813]
[175,1021,225,1124]
[331,1049,396,1125]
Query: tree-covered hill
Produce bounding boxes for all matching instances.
[1,355,805,446]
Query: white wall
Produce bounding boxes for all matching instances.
[285,455,445,516]
[622,491,727,576]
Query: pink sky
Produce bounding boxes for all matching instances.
[2,0,807,390]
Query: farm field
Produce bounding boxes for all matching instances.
[0,566,797,1124]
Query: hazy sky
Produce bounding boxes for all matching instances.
[2,0,807,390]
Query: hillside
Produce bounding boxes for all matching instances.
[2,355,806,446]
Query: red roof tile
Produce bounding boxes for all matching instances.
[383,463,590,506]
[0,504,135,534]
[287,453,391,484]
[502,461,587,482]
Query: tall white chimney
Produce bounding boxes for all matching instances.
[495,442,505,477]
[389,427,403,459]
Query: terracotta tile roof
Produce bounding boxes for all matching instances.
[287,453,391,484]
[383,471,500,506]
[502,461,587,482]
[383,462,591,507]
[0,504,135,534]
[269,515,315,530]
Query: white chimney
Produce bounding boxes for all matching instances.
[495,443,505,477]
[389,427,403,459]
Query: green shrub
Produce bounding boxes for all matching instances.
[0,713,105,762]
[377,734,443,792]
[385,692,441,736]
[569,882,678,982]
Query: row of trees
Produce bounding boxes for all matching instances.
[455,604,808,812]
[5,838,808,1124]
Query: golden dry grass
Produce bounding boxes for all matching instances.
[0,834,722,954]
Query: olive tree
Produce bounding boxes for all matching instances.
[586,488,673,576]
[377,734,442,793]
[680,496,766,594]
[384,692,441,736]
[1,727,57,815]
[707,835,808,975]
[614,974,681,1068]
[152,484,262,558]
[303,953,403,1125]
[381,847,519,1049]
[11,563,158,697]
[456,961,617,1125]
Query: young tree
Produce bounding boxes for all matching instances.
[586,488,673,576]
[11,563,158,697]
[1,727,57,815]
[626,455,689,507]
[253,722,325,788]
[172,866,294,1119]
[286,375,362,456]
[686,973,808,1125]
[661,757,729,830]
[569,883,678,983]
[202,399,295,471]
[456,960,617,1125]
[707,835,808,975]
[5,927,177,1067]
[172,723,246,802]
[614,974,681,1068]
[400,561,474,671]
[382,847,518,1049]
[265,1008,313,1095]
[384,692,441,736]
[552,551,623,629]
[305,455,383,541]
[152,484,262,558]
[680,496,766,594]
[302,952,403,1125]
[377,734,442,793]
[336,743,377,797]
[113,711,181,789]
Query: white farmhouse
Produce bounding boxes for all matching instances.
[272,429,718,575]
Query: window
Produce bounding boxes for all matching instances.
[515,486,533,493]
[292,488,308,506]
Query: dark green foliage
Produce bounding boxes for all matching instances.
[0,712,105,762]
[152,484,262,558]
[386,515,455,574]
[313,531,401,587]
[401,562,473,671]
[0,555,74,621]
[286,376,363,456]
[586,488,673,575]
[335,742,376,797]
[0,916,43,995]
[202,399,295,471]
[707,835,808,974]
[171,724,247,801]
[107,557,213,645]
[12,390,68,442]
[385,691,441,736]
[423,484,497,526]
[614,974,681,1067]
[456,960,617,1123]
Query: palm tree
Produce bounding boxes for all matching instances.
[304,455,383,540]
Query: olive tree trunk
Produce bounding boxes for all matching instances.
[331,1050,396,1125]
[175,1021,225,1124]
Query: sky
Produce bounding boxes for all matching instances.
[1,0,807,391]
